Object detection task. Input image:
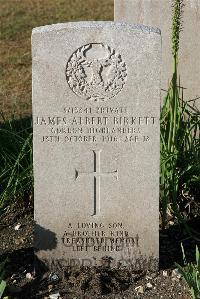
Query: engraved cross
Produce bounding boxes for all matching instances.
[75,150,118,216]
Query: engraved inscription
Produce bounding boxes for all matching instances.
[75,150,118,216]
[62,222,139,253]
[66,43,127,102]
[35,106,157,144]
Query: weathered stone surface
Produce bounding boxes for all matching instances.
[32,21,161,270]
[115,0,200,108]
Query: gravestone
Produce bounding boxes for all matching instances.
[32,22,161,271]
[115,0,200,108]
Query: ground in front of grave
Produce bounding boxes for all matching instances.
[0,201,194,299]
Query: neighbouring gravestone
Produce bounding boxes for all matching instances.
[32,22,161,271]
[114,0,200,108]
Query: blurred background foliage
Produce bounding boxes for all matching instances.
[0,0,114,119]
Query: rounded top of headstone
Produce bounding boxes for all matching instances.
[32,21,161,36]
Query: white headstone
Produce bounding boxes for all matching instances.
[32,22,161,271]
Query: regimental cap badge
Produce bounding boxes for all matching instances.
[66,43,127,102]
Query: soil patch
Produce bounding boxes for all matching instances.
[0,202,196,298]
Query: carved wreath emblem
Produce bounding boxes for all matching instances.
[66,43,127,102]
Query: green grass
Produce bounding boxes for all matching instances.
[160,0,200,231]
[0,259,7,298]
[160,75,200,229]
[176,244,200,299]
[0,116,33,207]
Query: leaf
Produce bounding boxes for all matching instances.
[196,246,199,268]
[0,280,6,298]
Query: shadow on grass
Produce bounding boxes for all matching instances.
[0,115,32,133]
